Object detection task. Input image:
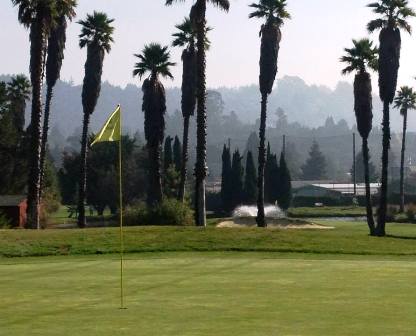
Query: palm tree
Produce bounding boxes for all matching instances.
[341,38,378,236]
[394,86,416,213]
[133,43,175,207]
[166,0,230,227]
[7,75,31,133]
[172,17,211,202]
[12,0,57,229]
[77,12,114,228]
[367,0,415,236]
[39,0,77,198]
[249,0,290,227]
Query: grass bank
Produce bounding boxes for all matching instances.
[288,206,366,218]
[2,221,416,258]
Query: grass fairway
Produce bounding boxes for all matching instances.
[2,221,416,335]
[1,253,416,335]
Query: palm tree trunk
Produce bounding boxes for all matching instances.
[376,101,391,236]
[399,111,408,213]
[147,144,163,206]
[362,137,376,235]
[77,111,91,228]
[194,0,207,227]
[26,21,46,229]
[39,85,54,198]
[256,93,268,228]
[179,115,190,202]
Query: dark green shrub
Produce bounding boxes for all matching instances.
[0,212,11,229]
[384,205,399,223]
[124,199,194,226]
[406,204,416,223]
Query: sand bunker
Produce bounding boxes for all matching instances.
[217,217,334,230]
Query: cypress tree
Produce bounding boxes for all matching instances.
[265,144,279,204]
[221,144,232,213]
[173,135,182,172]
[301,141,327,180]
[164,136,173,173]
[244,151,257,204]
[277,151,292,211]
[231,149,244,209]
[351,150,379,183]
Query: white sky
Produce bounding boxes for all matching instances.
[2,0,416,90]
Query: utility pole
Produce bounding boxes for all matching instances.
[353,132,356,195]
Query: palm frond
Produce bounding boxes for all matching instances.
[367,0,415,34]
[394,86,416,112]
[133,43,176,80]
[78,11,114,52]
[249,0,291,25]
[208,0,230,11]
[340,38,378,75]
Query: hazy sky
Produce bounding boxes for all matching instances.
[2,0,416,90]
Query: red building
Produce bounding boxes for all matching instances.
[0,195,27,228]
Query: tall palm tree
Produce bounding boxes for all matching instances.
[166,0,230,227]
[12,0,57,229]
[249,0,290,227]
[133,43,175,207]
[39,0,77,197]
[394,86,416,213]
[77,12,114,228]
[7,75,31,133]
[172,17,211,202]
[341,38,378,236]
[367,0,415,236]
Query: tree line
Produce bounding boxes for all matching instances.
[9,0,416,236]
[220,143,292,214]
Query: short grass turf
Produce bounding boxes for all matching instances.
[2,221,416,257]
[1,253,416,335]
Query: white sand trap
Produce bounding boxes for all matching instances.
[217,217,334,230]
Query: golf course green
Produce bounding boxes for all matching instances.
[1,221,416,335]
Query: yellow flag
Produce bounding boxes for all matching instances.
[91,105,121,146]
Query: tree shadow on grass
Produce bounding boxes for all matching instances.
[386,234,416,241]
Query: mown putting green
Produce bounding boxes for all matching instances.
[1,253,416,335]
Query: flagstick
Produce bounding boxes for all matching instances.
[118,105,126,309]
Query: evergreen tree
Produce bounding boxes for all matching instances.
[0,80,30,194]
[277,152,292,211]
[173,135,182,172]
[351,150,379,183]
[0,82,19,193]
[301,141,327,180]
[164,136,173,173]
[59,135,147,211]
[221,144,232,213]
[264,143,280,203]
[244,151,257,204]
[244,132,259,169]
[231,149,244,209]
[6,75,31,133]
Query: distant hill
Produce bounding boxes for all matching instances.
[2,74,414,180]
[0,74,401,138]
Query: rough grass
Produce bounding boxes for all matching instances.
[288,206,366,218]
[2,221,416,258]
[1,253,416,335]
